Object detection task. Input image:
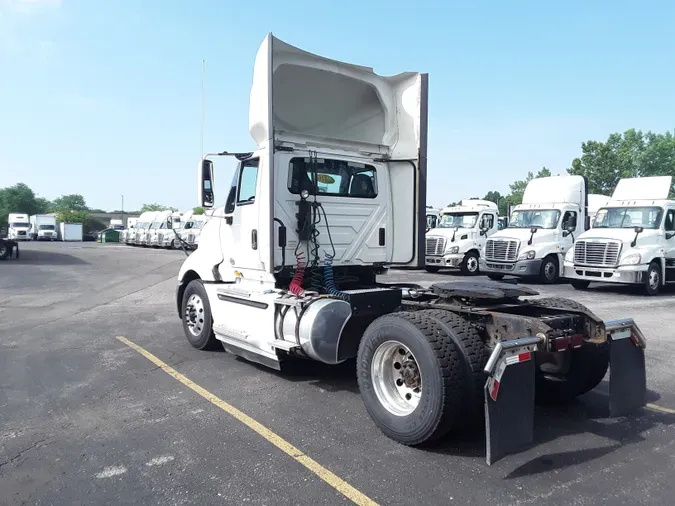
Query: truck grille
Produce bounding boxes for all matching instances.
[426,237,446,256]
[574,240,621,267]
[17,231,26,236]
[485,239,519,262]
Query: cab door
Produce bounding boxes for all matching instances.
[217,157,263,277]
[560,210,579,255]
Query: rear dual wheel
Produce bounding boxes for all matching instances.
[357,311,486,445]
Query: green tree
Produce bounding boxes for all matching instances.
[192,207,205,215]
[568,129,675,195]
[0,183,51,226]
[140,203,170,212]
[55,210,89,224]
[52,194,88,212]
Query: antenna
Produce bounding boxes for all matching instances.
[201,59,205,157]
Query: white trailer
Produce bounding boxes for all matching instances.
[29,214,57,241]
[59,223,83,241]
[480,175,591,283]
[564,176,675,295]
[8,213,30,241]
[171,34,647,465]
[425,199,498,274]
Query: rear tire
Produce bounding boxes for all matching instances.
[181,279,219,350]
[0,242,9,260]
[644,261,661,296]
[487,273,504,281]
[357,312,466,445]
[536,343,610,403]
[460,251,480,276]
[571,279,591,290]
[425,266,440,273]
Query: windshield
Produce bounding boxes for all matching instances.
[439,212,478,229]
[593,206,663,229]
[150,222,161,229]
[39,224,55,230]
[193,221,204,229]
[11,222,29,228]
[508,210,560,229]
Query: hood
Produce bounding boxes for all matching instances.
[249,34,426,158]
[578,227,659,245]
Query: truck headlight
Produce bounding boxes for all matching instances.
[518,250,536,260]
[565,248,574,262]
[447,246,460,254]
[621,253,641,265]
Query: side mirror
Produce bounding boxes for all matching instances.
[666,232,675,240]
[199,159,215,209]
[166,217,172,228]
[634,226,644,233]
[530,227,538,234]
[562,230,570,237]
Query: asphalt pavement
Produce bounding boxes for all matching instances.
[2,242,675,505]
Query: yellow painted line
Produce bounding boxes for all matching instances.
[116,336,378,506]
[646,403,675,415]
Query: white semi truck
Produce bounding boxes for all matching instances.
[563,176,675,295]
[29,214,57,241]
[131,211,159,246]
[171,34,647,464]
[425,199,498,274]
[180,213,209,250]
[8,213,30,241]
[481,175,606,283]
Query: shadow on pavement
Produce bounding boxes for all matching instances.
[10,248,89,265]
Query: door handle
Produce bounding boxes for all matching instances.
[251,229,258,250]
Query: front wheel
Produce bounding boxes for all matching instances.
[181,280,220,350]
[540,255,559,284]
[460,251,480,276]
[644,261,661,296]
[357,312,466,446]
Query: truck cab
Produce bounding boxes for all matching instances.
[425,199,498,274]
[180,214,209,250]
[480,175,589,283]
[149,211,173,247]
[131,211,158,246]
[563,176,675,295]
[121,217,138,244]
[8,213,30,241]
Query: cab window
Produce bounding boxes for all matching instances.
[562,211,577,230]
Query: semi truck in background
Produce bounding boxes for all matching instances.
[425,199,499,274]
[425,207,440,231]
[120,217,138,243]
[564,176,675,295]
[131,211,159,246]
[587,194,611,226]
[8,213,30,241]
[179,213,209,250]
[170,34,648,465]
[29,214,57,241]
[480,175,606,283]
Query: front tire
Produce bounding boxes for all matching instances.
[425,266,440,273]
[357,312,466,446]
[181,279,219,350]
[487,273,504,281]
[644,261,661,296]
[460,251,480,276]
[540,255,559,284]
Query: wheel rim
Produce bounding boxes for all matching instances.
[649,268,660,290]
[371,341,422,416]
[544,261,557,280]
[466,255,478,272]
[0,244,7,257]
[184,294,205,336]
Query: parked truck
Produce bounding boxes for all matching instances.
[29,214,57,241]
[480,175,607,283]
[563,176,674,295]
[179,213,209,250]
[8,213,30,241]
[132,211,159,246]
[425,199,498,274]
[172,34,647,464]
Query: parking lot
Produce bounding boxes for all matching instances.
[2,242,675,505]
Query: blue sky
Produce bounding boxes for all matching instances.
[1,0,673,211]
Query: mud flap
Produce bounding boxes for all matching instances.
[483,337,543,465]
[606,318,647,417]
